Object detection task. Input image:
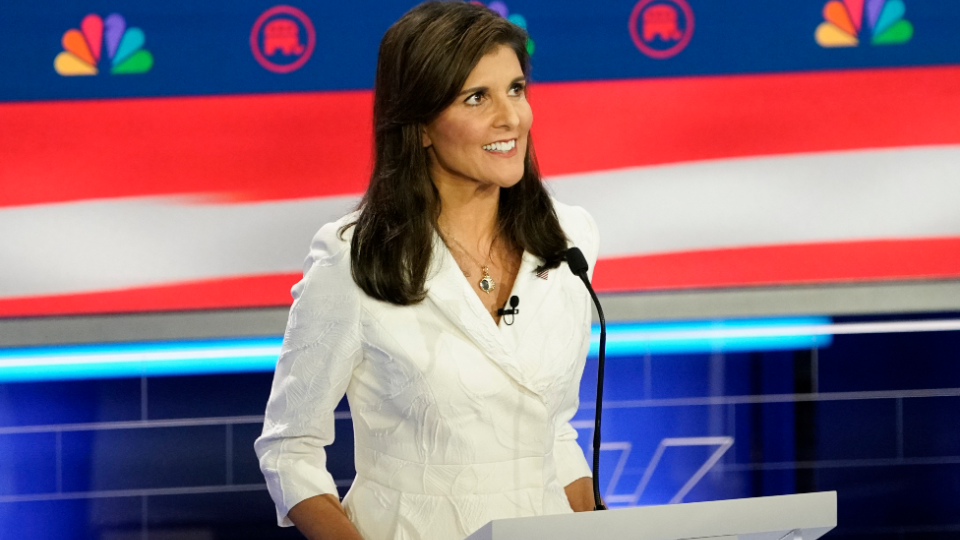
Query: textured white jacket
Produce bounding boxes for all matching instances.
[255,200,599,540]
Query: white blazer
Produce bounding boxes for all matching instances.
[255,200,600,540]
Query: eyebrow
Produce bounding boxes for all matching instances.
[457,76,527,97]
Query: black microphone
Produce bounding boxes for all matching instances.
[497,295,520,325]
[566,247,607,511]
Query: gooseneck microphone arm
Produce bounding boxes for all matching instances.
[565,247,607,511]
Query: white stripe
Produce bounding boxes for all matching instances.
[0,193,360,297]
[548,145,960,257]
[2,146,959,298]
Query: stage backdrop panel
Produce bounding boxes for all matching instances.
[2,0,960,317]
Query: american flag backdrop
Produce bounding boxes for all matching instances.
[2,0,959,318]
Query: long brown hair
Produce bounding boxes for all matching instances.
[343,1,567,305]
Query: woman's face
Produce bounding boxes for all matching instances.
[422,44,532,191]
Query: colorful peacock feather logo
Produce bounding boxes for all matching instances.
[472,1,535,55]
[815,0,913,47]
[54,14,154,76]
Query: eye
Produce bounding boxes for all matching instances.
[464,91,485,106]
[509,82,526,97]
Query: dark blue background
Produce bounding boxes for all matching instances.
[2,0,960,102]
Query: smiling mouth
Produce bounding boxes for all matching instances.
[482,139,517,153]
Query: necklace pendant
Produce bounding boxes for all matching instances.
[478,266,496,294]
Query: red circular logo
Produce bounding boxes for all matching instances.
[250,5,316,74]
[628,0,694,60]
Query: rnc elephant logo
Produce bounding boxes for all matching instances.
[250,5,316,73]
[629,0,695,60]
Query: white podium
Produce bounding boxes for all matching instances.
[465,492,836,540]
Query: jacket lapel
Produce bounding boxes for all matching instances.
[424,238,541,393]
[499,252,584,397]
[501,251,557,345]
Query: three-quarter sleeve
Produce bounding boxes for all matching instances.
[255,220,363,526]
[554,203,601,487]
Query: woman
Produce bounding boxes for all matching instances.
[255,2,600,539]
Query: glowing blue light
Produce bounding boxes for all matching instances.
[590,316,832,357]
[0,337,283,382]
[0,317,832,382]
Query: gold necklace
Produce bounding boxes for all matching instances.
[442,233,497,294]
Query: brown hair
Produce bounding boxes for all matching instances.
[343,1,567,305]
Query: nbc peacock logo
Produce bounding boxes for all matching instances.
[54,13,154,76]
[815,0,913,47]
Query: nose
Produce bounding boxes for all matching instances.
[491,94,520,130]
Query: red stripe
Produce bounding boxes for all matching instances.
[3,65,960,207]
[1,238,958,317]
[0,91,374,208]
[535,66,960,177]
[592,237,960,292]
[0,274,299,318]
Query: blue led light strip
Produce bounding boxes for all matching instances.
[589,316,833,357]
[0,317,832,383]
[0,337,284,383]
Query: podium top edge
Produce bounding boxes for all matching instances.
[474,492,838,540]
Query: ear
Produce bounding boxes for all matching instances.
[421,124,432,148]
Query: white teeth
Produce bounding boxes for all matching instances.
[483,139,516,152]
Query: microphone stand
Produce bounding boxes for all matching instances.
[565,248,607,511]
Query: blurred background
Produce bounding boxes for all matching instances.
[1,0,959,538]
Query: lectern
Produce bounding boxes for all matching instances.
[465,491,836,540]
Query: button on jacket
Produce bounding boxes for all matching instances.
[255,200,600,540]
